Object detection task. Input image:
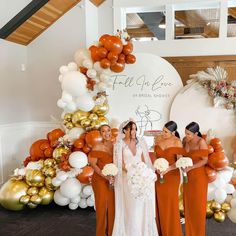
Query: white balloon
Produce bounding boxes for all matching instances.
[78,198,88,209]
[54,190,70,206]
[100,73,110,82]
[69,203,79,210]
[225,194,233,203]
[52,178,62,187]
[80,192,88,198]
[76,94,95,112]
[66,101,77,112]
[98,82,107,91]
[82,59,93,69]
[93,61,103,74]
[68,62,77,71]
[233,190,236,198]
[57,99,66,108]
[71,196,81,204]
[218,167,234,183]
[58,75,63,82]
[207,189,215,201]
[61,71,87,97]
[69,151,88,169]
[60,178,82,199]
[214,188,227,204]
[74,49,91,66]
[90,193,95,201]
[62,92,73,103]
[230,198,236,208]
[212,177,226,189]
[68,127,84,141]
[86,197,94,207]
[225,184,235,194]
[59,65,69,75]
[56,171,68,182]
[86,69,97,79]
[83,185,93,197]
[227,208,236,223]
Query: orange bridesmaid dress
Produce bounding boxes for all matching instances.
[154,146,183,236]
[183,149,208,236]
[89,150,115,236]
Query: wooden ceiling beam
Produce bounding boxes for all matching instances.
[228,7,236,19]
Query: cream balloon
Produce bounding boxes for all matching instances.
[71,196,81,204]
[76,94,95,112]
[66,101,77,112]
[86,69,97,79]
[61,92,73,103]
[51,178,62,187]
[56,171,68,182]
[60,178,82,199]
[227,208,236,223]
[68,62,77,71]
[74,48,91,66]
[67,127,84,141]
[68,152,88,169]
[86,196,94,207]
[78,198,88,209]
[59,66,69,75]
[54,190,70,206]
[82,59,93,69]
[69,202,79,210]
[57,99,66,109]
[82,185,93,197]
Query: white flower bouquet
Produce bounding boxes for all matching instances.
[176,157,193,183]
[102,163,118,189]
[126,161,157,200]
[153,158,169,183]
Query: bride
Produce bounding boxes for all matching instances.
[112,119,158,236]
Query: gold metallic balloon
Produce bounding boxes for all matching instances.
[27,187,39,196]
[41,166,48,175]
[19,195,30,205]
[80,118,91,128]
[65,122,74,129]
[206,205,214,218]
[53,146,70,163]
[211,201,221,212]
[64,113,73,122]
[214,211,226,223]
[98,116,109,126]
[72,110,89,125]
[44,167,56,178]
[89,113,99,121]
[27,202,37,209]
[45,177,57,191]
[92,103,109,116]
[90,120,101,129]
[30,194,42,205]
[38,187,54,205]
[25,170,45,187]
[0,178,29,211]
[44,158,56,168]
[179,198,184,217]
[221,202,231,213]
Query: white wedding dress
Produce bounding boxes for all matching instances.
[112,139,158,236]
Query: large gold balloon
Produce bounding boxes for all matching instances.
[53,146,70,163]
[0,178,29,211]
[64,113,73,122]
[92,103,109,116]
[221,202,231,213]
[72,110,89,125]
[211,201,221,212]
[65,122,74,129]
[214,211,226,223]
[27,187,39,196]
[44,158,56,168]
[80,118,91,128]
[98,116,109,126]
[25,170,45,187]
[19,195,30,205]
[30,194,42,205]
[38,187,54,205]
[90,120,101,129]
[206,204,214,218]
[45,177,58,191]
[44,167,56,178]
[89,113,99,121]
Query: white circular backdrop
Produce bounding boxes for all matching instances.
[170,81,236,160]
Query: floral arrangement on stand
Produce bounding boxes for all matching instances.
[190,66,236,110]
[0,31,135,211]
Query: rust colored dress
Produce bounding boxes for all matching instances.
[154,146,184,236]
[183,149,208,236]
[89,150,115,236]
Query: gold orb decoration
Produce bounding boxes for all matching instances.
[92,103,109,116]
[45,177,57,191]
[210,201,221,212]
[53,146,70,163]
[44,167,56,178]
[27,202,37,209]
[0,178,29,211]
[80,118,91,128]
[65,122,74,129]
[19,195,30,205]
[25,170,45,187]
[30,194,42,205]
[64,113,73,122]
[72,110,89,125]
[89,113,98,121]
[27,187,39,196]
[90,120,101,129]
[44,158,56,168]
[38,187,54,205]
[221,202,231,213]
[214,211,226,223]
[206,205,214,218]
[98,116,109,126]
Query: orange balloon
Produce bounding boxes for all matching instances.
[23,156,32,167]
[110,61,125,73]
[97,47,108,59]
[44,148,54,158]
[47,129,65,148]
[111,128,118,137]
[100,58,111,69]
[208,145,214,154]
[104,36,123,54]
[76,166,94,184]
[30,139,49,159]
[125,54,136,64]
[90,46,101,62]
[85,130,102,147]
[205,166,217,183]
[210,138,222,150]
[107,51,118,63]
[122,42,133,55]
[99,34,110,46]
[40,142,50,150]
[83,145,91,154]
[208,152,229,171]
[74,138,85,149]
[118,53,125,61]
[79,132,87,140]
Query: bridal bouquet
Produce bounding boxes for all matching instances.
[102,163,118,189]
[176,157,193,183]
[126,161,157,200]
[153,158,169,183]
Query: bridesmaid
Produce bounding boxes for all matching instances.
[182,122,208,236]
[89,124,115,236]
[154,121,183,236]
